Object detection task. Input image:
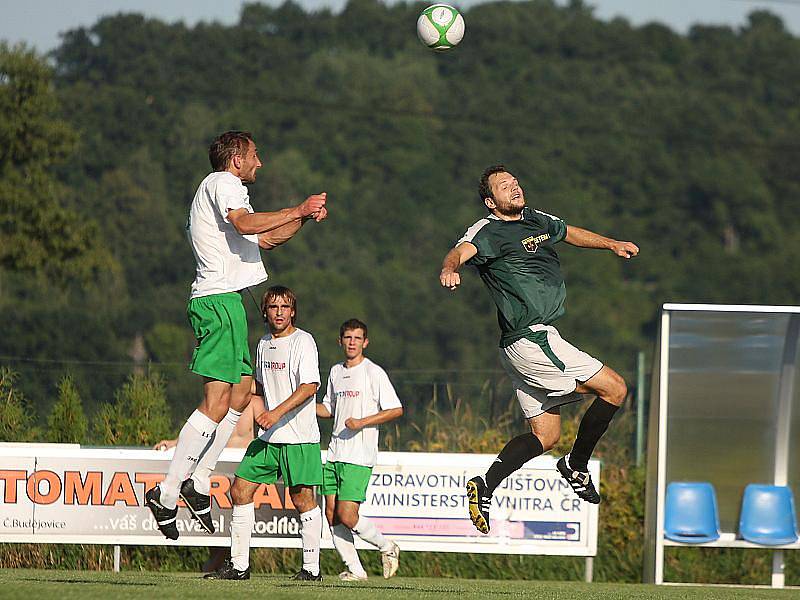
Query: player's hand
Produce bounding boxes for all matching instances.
[610,241,639,259]
[255,409,281,429]
[311,205,328,223]
[298,193,326,219]
[153,439,177,451]
[440,269,461,290]
[345,417,364,431]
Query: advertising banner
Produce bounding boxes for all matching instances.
[0,444,598,556]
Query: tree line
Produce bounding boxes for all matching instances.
[2,0,799,424]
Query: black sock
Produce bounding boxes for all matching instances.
[484,432,544,495]
[569,397,619,472]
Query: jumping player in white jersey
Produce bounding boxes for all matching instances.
[317,319,403,581]
[145,131,327,541]
[205,285,324,581]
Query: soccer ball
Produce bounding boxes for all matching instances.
[416,4,465,51]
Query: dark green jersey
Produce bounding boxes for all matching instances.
[458,207,568,347]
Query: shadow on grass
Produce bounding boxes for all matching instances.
[271,582,530,595]
[19,577,156,587]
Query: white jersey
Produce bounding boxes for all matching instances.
[322,358,402,467]
[188,171,268,299]
[254,328,321,444]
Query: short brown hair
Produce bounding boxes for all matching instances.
[479,164,510,202]
[209,131,254,171]
[339,318,368,338]
[261,285,297,325]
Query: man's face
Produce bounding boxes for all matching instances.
[237,140,262,183]
[486,171,525,216]
[339,328,368,361]
[264,295,295,335]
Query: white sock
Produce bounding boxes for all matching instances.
[160,410,217,508]
[230,502,254,571]
[332,523,366,577]
[191,408,242,495]
[353,515,391,552]
[300,506,322,576]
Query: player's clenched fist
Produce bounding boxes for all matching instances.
[610,240,639,259]
[255,409,280,430]
[298,192,326,219]
[440,269,461,290]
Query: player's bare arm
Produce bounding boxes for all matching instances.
[316,402,332,418]
[258,206,329,250]
[439,242,478,290]
[255,382,319,430]
[564,225,639,259]
[345,407,404,431]
[227,192,327,235]
[250,381,267,415]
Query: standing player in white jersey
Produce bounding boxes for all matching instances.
[205,285,324,581]
[146,131,328,540]
[316,319,403,581]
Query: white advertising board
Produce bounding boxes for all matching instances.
[0,444,598,556]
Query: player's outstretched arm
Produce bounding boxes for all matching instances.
[564,225,639,259]
[228,193,327,236]
[439,242,478,290]
[258,205,328,250]
[345,407,404,431]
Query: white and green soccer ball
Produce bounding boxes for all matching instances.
[416,4,465,51]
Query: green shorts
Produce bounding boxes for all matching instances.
[321,461,373,502]
[187,292,252,384]
[235,439,323,487]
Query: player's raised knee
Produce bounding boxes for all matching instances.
[609,371,627,406]
[537,430,560,452]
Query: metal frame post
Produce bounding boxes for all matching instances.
[636,351,646,467]
[654,311,671,585]
[770,314,799,589]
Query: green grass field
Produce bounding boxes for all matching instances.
[0,570,796,600]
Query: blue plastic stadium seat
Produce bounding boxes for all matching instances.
[739,484,798,546]
[664,482,720,543]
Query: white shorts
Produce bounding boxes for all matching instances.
[499,324,603,419]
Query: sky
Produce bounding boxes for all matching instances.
[1,0,799,53]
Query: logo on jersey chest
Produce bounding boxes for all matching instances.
[266,361,286,370]
[521,233,550,253]
[335,390,360,399]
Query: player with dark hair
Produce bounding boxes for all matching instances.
[440,165,639,534]
[316,319,403,581]
[145,131,328,540]
[206,286,324,581]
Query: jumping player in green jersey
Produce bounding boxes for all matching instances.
[440,165,639,534]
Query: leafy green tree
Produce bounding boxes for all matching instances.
[3,0,798,433]
[93,371,173,446]
[0,43,116,284]
[0,367,35,441]
[46,374,88,443]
